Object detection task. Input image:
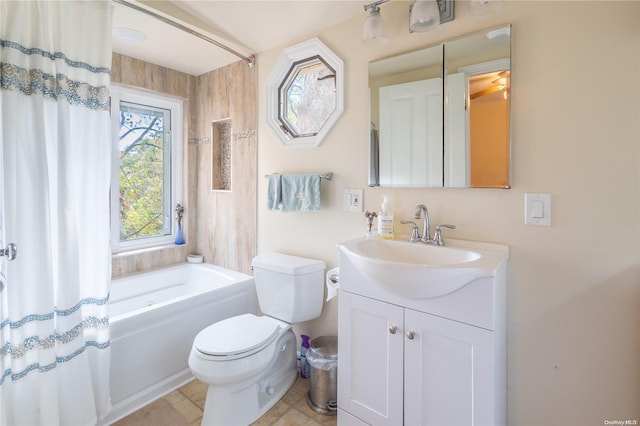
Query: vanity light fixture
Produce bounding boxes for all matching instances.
[409,0,440,32]
[410,0,455,32]
[363,0,390,41]
[363,0,454,40]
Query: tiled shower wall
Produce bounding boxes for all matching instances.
[110,54,257,277]
[195,62,257,274]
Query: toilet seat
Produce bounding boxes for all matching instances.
[194,313,284,360]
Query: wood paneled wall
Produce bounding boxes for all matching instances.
[195,61,257,274]
[110,53,257,277]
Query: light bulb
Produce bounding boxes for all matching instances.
[363,8,386,41]
[409,0,440,33]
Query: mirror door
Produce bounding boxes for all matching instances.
[445,25,511,188]
[369,25,511,188]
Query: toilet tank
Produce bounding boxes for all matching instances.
[252,252,325,323]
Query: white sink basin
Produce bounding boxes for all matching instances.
[349,238,482,266]
[338,237,508,299]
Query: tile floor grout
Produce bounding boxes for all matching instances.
[114,376,337,426]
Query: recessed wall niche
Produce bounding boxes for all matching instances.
[211,119,232,191]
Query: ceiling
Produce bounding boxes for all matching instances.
[112,0,365,76]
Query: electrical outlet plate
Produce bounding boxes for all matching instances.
[343,188,363,212]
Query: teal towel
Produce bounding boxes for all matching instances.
[267,174,282,210]
[281,174,321,212]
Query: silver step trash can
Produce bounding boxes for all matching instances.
[306,335,338,415]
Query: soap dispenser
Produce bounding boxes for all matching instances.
[377,196,394,239]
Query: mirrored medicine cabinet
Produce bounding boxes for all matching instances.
[369,24,511,188]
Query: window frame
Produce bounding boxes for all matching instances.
[265,37,344,147]
[110,85,183,253]
[277,55,337,138]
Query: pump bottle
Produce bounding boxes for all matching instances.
[378,196,394,239]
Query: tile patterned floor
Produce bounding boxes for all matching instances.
[113,376,337,426]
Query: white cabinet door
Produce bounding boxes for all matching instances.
[338,292,404,426]
[404,309,495,426]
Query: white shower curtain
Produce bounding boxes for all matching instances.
[0,1,113,425]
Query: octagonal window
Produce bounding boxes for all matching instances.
[266,38,344,147]
[278,56,336,138]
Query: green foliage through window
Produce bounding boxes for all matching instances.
[118,102,170,241]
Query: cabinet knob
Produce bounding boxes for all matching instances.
[389,325,398,334]
[406,331,416,340]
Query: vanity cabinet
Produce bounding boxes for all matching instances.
[338,292,494,426]
[336,237,508,426]
[338,293,403,426]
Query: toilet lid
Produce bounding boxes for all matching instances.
[194,313,282,357]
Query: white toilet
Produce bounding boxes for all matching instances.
[188,252,325,426]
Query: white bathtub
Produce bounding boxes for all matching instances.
[102,263,258,425]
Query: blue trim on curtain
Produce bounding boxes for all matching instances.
[0,39,110,110]
[0,294,111,386]
[0,39,110,74]
[55,296,110,316]
[0,340,111,385]
[0,295,110,330]
[0,316,110,358]
[0,62,110,110]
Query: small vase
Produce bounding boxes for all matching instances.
[175,223,185,245]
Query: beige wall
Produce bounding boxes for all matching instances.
[470,96,509,187]
[257,1,640,424]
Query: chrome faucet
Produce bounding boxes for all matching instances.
[414,204,431,244]
[405,204,457,245]
[400,220,421,243]
[432,224,457,246]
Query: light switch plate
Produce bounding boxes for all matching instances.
[343,188,363,212]
[525,193,551,226]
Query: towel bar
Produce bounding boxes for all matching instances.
[265,172,333,181]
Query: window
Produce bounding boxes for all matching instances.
[278,56,336,138]
[265,37,344,147]
[110,86,183,252]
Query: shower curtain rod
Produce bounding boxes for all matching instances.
[111,0,256,68]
